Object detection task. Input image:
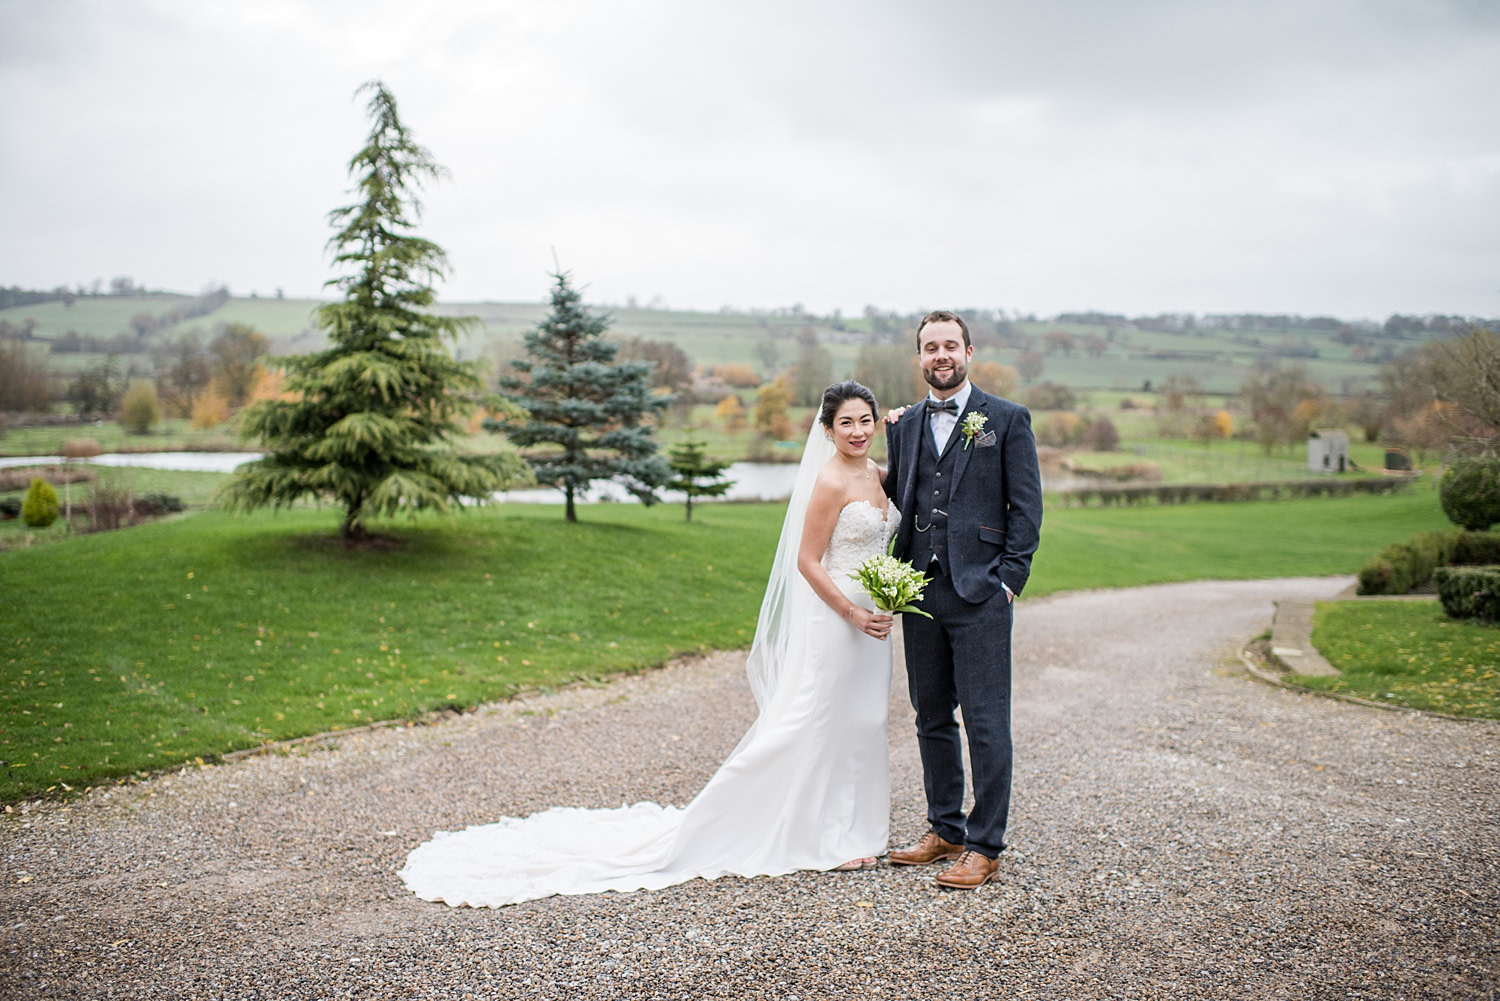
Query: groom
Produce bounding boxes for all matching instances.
[883,310,1043,889]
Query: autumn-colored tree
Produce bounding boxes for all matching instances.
[714,363,761,388]
[1037,412,1086,448]
[155,332,212,417]
[210,323,271,408]
[245,368,289,404]
[1194,409,1234,445]
[715,394,747,434]
[1240,362,1324,455]
[753,376,794,441]
[1212,409,1234,440]
[969,360,1019,400]
[190,383,231,429]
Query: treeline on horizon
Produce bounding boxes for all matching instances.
[2,281,1494,340]
[4,274,1498,467]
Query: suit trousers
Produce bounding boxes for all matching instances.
[902,566,1014,858]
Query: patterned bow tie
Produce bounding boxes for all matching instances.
[927,398,960,415]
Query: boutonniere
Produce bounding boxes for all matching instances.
[960,412,989,450]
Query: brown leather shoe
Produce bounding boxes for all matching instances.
[888,832,964,866]
[934,850,1000,889]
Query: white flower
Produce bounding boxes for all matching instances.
[961,412,988,450]
[849,547,933,618]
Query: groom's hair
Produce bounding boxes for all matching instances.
[915,310,971,350]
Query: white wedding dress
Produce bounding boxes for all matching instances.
[398,496,897,907]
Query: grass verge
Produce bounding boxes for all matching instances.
[1302,600,1500,720]
[0,489,1457,801]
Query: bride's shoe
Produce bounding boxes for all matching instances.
[831,857,878,871]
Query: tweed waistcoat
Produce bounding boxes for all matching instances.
[911,420,961,572]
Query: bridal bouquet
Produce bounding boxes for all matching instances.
[849,541,933,618]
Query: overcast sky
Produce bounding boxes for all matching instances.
[3,0,1498,321]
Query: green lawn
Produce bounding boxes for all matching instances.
[1026,489,1447,593]
[1305,600,1499,719]
[0,418,249,456]
[2,504,774,800]
[0,488,1458,801]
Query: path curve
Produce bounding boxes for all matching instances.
[3,577,1496,999]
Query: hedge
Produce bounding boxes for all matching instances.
[1357,529,1500,596]
[1055,477,1411,508]
[1433,565,1500,625]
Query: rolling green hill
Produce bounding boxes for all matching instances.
[0,291,1445,398]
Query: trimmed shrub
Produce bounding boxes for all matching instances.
[0,497,20,519]
[21,477,60,528]
[134,492,185,517]
[1433,565,1500,625]
[1453,531,1500,566]
[1439,456,1500,531]
[1356,530,1459,595]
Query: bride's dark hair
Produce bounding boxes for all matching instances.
[818,380,878,428]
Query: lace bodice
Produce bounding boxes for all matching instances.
[821,500,899,581]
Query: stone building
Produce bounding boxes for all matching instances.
[1307,429,1349,473]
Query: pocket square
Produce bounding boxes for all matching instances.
[975,430,997,447]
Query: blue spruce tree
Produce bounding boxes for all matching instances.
[494,271,671,522]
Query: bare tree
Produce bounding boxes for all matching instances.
[1424,325,1500,454]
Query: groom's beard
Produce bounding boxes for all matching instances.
[922,359,968,391]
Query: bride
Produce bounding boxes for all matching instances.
[399,381,899,906]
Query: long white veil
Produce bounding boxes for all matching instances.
[744,416,834,715]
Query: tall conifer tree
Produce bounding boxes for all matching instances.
[494,271,670,522]
[220,82,526,540]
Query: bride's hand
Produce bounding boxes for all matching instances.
[883,406,908,425]
[849,607,894,640]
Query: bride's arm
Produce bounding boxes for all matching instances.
[797,476,893,641]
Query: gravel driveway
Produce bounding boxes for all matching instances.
[3,576,1496,999]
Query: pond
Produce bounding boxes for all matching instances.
[0,452,1078,501]
[0,453,807,503]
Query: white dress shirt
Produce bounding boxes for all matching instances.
[927,381,973,456]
